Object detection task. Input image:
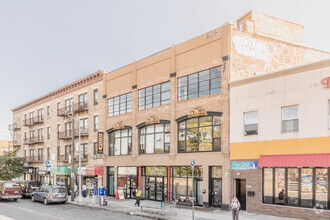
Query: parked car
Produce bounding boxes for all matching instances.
[32,186,68,205]
[16,180,42,197]
[0,181,22,201]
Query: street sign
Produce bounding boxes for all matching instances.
[99,187,106,197]
[94,189,98,196]
[44,161,50,165]
[191,160,195,167]
[44,165,51,168]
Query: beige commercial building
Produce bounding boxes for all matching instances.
[11,71,106,188]
[102,10,329,209]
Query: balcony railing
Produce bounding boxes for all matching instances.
[73,102,88,113]
[8,123,21,131]
[59,154,88,163]
[58,128,88,140]
[23,116,44,126]
[25,156,44,163]
[58,106,73,117]
[23,136,44,145]
[13,140,21,147]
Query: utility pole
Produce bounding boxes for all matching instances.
[70,109,75,202]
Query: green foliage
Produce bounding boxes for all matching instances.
[0,149,25,181]
[48,179,52,186]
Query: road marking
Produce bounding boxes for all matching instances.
[0,215,15,220]
[17,207,34,213]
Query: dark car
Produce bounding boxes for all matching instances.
[32,186,68,205]
[19,180,42,197]
[0,181,22,201]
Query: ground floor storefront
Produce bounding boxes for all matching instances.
[230,154,330,220]
[105,165,229,209]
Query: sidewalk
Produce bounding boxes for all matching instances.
[69,196,300,220]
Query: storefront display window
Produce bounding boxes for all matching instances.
[172,166,203,204]
[288,168,299,206]
[263,168,273,204]
[262,167,329,210]
[315,169,328,209]
[139,123,170,154]
[178,115,221,153]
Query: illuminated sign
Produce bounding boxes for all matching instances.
[98,132,104,154]
[321,77,330,88]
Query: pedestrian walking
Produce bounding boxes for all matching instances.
[135,188,141,207]
[82,184,87,197]
[231,197,240,220]
[74,184,78,197]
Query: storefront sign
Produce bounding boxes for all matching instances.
[118,167,137,176]
[38,171,50,175]
[146,167,167,176]
[98,132,104,154]
[24,167,34,174]
[321,76,330,88]
[231,161,258,170]
[117,189,125,200]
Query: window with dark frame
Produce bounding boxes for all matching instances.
[47,148,50,160]
[93,142,98,156]
[38,148,43,161]
[178,66,221,101]
[244,111,258,135]
[79,93,88,106]
[139,123,170,154]
[108,128,132,156]
[138,81,170,110]
[47,106,50,117]
[80,143,88,159]
[178,115,221,153]
[262,167,329,210]
[282,105,298,132]
[47,127,50,140]
[107,92,132,117]
[94,89,98,106]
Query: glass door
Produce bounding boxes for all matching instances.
[156,177,164,201]
[148,177,156,200]
[211,178,222,207]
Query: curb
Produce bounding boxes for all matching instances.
[68,201,167,220]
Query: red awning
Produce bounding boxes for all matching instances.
[259,154,330,167]
[85,165,103,176]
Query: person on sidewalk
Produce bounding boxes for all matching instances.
[82,184,87,197]
[135,188,141,207]
[231,197,240,220]
[74,184,78,198]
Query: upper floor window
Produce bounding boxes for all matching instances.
[29,112,35,120]
[178,115,221,152]
[139,123,170,154]
[47,127,50,140]
[47,106,50,117]
[107,93,132,117]
[94,89,98,106]
[65,98,73,112]
[38,109,43,120]
[138,82,170,110]
[94,115,98,132]
[93,142,98,156]
[79,93,88,105]
[244,111,258,135]
[108,128,132,156]
[79,118,88,132]
[57,102,61,111]
[282,105,298,132]
[178,66,221,101]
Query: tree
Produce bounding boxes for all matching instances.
[0,149,25,181]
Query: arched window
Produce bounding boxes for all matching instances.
[108,128,132,156]
[139,123,170,154]
[178,115,221,152]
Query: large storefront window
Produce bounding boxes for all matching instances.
[139,123,170,154]
[117,167,137,199]
[178,115,221,152]
[262,168,330,210]
[108,128,132,156]
[172,166,203,205]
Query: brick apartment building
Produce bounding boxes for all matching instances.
[10,71,106,188]
[0,140,13,156]
[102,10,329,209]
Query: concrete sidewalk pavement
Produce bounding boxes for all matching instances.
[68,196,300,220]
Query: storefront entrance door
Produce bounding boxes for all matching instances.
[236,179,246,210]
[211,178,222,207]
[146,177,164,201]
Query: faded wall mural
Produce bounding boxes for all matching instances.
[231,30,330,81]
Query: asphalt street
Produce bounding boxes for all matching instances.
[0,198,145,220]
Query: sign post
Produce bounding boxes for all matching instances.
[44,161,51,185]
[191,160,195,220]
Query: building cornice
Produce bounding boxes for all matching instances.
[11,70,107,112]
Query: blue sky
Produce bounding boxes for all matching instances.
[1,0,329,139]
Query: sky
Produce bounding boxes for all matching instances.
[0,0,330,140]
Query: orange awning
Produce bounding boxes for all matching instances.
[258,154,330,167]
